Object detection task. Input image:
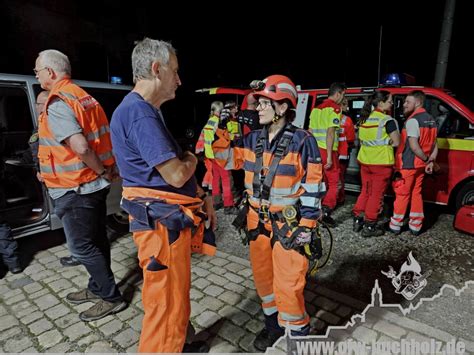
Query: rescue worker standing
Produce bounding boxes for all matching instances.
[390,90,438,235]
[352,91,400,237]
[110,38,216,353]
[233,75,324,350]
[309,82,346,226]
[35,49,126,321]
[337,97,356,205]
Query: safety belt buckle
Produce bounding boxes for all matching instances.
[259,200,270,222]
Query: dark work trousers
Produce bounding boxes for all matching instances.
[53,188,122,302]
[0,223,20,269]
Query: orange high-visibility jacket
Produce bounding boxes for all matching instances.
[395,108,437,170]
[38,79,114,188]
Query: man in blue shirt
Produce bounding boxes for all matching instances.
[110,38,216,353]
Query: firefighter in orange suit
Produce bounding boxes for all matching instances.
[35,49,126,322]
[389,90,438,236]
[352,91,400,237]
[337,97,356,205]
[309,82,346,226]
[110,38,216,353]
[233,75,324,351]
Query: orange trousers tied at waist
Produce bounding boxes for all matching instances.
[319,148,340,210]
[247,208,310,331]
[122,187,213,353]
[390,168,426,233]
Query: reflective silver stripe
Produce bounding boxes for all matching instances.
[277,82,298,99]
[393,213,404,219]
[248,195,299,206]
[311,129,326,134]
[361,138,391,146]
[39,137,62,146]
[409,212,424,217]
[86,125,110,141]
[263,306,278,315]
[302,182,322,193]
[204,139,214,144]
[315,136,326,141]
[300,196,320,208]
[390,218,403,227]
[339,136,347,142]
[409,219,422,225]
[40,161,87,173]
[261,293,275,303]
[99,151,113,161]
[409,225,421,231]
[280,311,306,322]
[389,223,401,231]
[339,155,349,159]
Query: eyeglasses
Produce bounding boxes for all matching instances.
[257,100,273,110]
[33,67,48,75]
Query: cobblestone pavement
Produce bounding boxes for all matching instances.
[0,233,473,353]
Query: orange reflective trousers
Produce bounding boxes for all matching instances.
[247,208,310,331]
[122,187,213,353]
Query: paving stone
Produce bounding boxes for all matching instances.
[351,325,378,344]
[223,272,244,284]
[197,261,213,270]
[30,269,56,281]
[224,262,246,273]
[239,332,258,352]
[37,329,63,349]
[335,305,353,318]
[64,321,93,341]
[245,318,265,334]
[126,343,139,353]
[11,300,38,318]
[48,279,73,293]
[77,333,100,347]
[43,273,62,284]
[191,300,207,318]
[0,326,22,342]
[236,299,261,316]
[218,290,242,305]
[203,284,225,297]
[194,278,211,290]
[9,276,34,289]
[0,314,20,331]
[314,296,339,312]
[128,314,143,332]
[373,319,407,339]
[34,293,60,311]
[207,274,228,286]
[0,304,6,316]
[209,265,227,275]
[116,305,141,321]
[99,318,124,336]
[3,336,34,353]
[3,287,22,299]
[4,292,25,305]
[29,318,54,335]
[23,281,43,294]
[210,257,229,267]
[304,289,318,303]
[223,282,246,294]
[209,336,241,353]
[459,338,474,353]
[192,266,211,277]
[199,296,224,311]
[44,342,71,353]
[190,288,204,301]
[237,268,253,278]
[305,302,317,315]
[217,321,247,345]
[195,310,220,328]
[44,303,70,320]
[55,313,80,329]
[242,279,256,290]
[227,255,251,267]
[113,327,140,348]
[315,285,368,311]
[85,341,117,353]
[23,264,45,275]
[316,309,341,325]
[20,310,43,325]
[29,287,50,299]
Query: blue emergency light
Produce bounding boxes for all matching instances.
[381,73,416,86]
[110,76,123,85]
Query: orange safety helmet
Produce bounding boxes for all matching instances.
[252,74,298,108]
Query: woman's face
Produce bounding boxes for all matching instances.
[380,94,393,113]
[256,98,286,125]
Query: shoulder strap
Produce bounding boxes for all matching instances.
[252,128,268,198]
[253,124,296,201]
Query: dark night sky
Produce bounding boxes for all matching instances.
[1,0,472,111]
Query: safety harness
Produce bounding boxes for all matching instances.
[232,124,325,273]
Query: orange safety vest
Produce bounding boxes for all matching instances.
[395,108,437,170]
[38,79,114,188]
[212,128,234,169]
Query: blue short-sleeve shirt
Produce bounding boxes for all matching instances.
[110,92,197,197]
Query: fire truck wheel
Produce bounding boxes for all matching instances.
[455,181,474,211]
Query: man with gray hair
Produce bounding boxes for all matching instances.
[35,49,126,321]
[111,38,216,353]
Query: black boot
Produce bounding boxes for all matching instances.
[253,313,285,351]
[321,207,336,228]
[361,222,385,237]
[353,216,364,232]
